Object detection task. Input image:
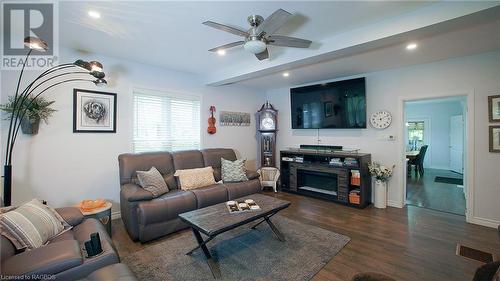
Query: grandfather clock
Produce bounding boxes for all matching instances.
[257,101,278,167]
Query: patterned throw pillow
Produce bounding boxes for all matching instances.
[174,167,216,190]
[136,167,169,197]
[0,199,70,250]
[221,158,248,182]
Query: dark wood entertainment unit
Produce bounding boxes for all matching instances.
[280,149,372,208]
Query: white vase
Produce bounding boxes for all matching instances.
[374,179,387,209]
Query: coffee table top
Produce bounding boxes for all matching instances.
[179,193,290,236]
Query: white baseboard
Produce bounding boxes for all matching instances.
[111,211,121,220]
[467,215,500,229]
[387,200,404,208]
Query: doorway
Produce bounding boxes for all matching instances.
[404,96,467,216]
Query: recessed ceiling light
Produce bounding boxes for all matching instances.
[88,11,101,19]
[283,72,290,77]
[406,43,417,50]
[217,49,226,56]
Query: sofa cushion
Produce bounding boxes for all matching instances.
[246,170,260,181]
[201,149,237,181]
[225,179,262,200]
[174,167,216,190]
[0,199,70,250]
[190,184,228,209]
[221,158,248,182]
[172,150,205,170]
[137,190,197,225]
[136,167,169,197]
[118,151,177,189]
[56,207,84,226]
[80,263,138,281]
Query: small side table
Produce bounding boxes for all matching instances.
[76,201,112,237]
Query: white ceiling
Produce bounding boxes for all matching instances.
[58,1,500,89]
[60,1,431,74]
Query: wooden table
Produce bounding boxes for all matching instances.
[179,194,291,279]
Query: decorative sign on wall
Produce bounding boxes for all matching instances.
[219,111,251,126]
[73,89,117,133]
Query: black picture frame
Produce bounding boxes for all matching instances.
[73,88,117,133]
[488,95,500,123]
[489,125,500,153]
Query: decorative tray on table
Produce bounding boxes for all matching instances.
[226,199,261,214]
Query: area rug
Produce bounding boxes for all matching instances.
[122,215,350,281]
[435,176,463,185]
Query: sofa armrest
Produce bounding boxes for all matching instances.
[121,183,154,202]
[56,207,84,226]
[246,170,260,181]
[1,240,83,276]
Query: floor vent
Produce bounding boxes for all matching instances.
[456,244,495,263]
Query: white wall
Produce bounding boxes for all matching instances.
[266,51,500,226]
[0,48,264,214]
[405,100,464,170]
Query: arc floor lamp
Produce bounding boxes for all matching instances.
[2,36,107,206]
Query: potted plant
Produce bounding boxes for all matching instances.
[1,95,56,135]
[368,162,395,209]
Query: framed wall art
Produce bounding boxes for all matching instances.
[73,89,117,133]
[489,126,500,153]
[219,111,251,126]
[488,95,500,122]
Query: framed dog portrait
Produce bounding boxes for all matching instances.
[73,89,117,133]
[489,95,500,123]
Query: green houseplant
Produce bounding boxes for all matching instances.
[1,95,57,135]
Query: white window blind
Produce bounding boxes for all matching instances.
[133,89,200,153]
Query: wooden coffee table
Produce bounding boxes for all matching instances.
[179,193,291,278]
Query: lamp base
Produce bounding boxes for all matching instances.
[3,165,12,207]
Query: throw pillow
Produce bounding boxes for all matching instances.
[174,167,216,190]
[0,199,70,250]
[136,167,169,197]
[221,158,248,182]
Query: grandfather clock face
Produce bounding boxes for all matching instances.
[259,111,276,131]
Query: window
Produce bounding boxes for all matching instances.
[133,89,200,153]
[407,121,425,150]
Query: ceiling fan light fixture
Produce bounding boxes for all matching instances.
[244,40,266,54]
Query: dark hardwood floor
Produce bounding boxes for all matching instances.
[112,191,499,281]
[406,168,466,215]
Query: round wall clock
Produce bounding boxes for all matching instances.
[370,110,392,129]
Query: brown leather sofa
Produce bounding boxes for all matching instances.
[118,148,261,242]
[0,207,137,281]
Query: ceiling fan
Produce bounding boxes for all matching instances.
[203,8,312,61]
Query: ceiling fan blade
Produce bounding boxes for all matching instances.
[256,9,291,36]
[208,41,244,52]
[255,49,269,61]
[203,21,249,37]
[267,35,312,48]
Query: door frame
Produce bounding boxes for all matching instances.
[398,90,474,221]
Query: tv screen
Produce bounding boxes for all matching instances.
[290,77,366,129]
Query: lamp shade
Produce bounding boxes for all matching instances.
[90,71,105,79]
[24,36,48,52]
[244,40,266,54]
[74,60,92,71]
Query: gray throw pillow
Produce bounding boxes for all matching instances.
[221,158,248,182]
[136,167,169,197]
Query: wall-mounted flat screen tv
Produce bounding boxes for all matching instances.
[290,77,366,129]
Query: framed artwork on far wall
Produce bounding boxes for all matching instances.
[489,126,500,153]
[73,89,117,133]
[488,95,500,122]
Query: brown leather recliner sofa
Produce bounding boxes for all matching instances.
[0,207,137,281]
[118,148,261,242]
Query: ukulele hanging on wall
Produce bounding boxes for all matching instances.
[207,106,217,134]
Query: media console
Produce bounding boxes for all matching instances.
[280,149,372,208]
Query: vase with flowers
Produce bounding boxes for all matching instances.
[368,162,395,208]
